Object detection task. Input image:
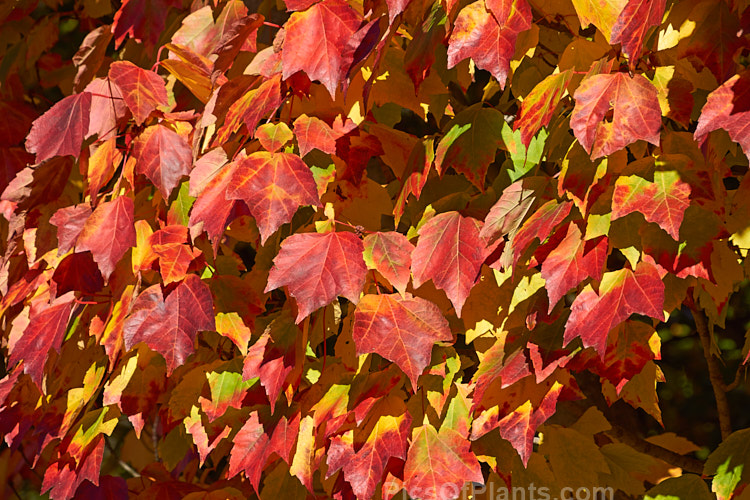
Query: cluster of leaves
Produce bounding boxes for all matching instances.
[2,0,750,498]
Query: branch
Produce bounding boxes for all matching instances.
[605,423,704,474]
[574,372,705,475]
[691,305,733,440]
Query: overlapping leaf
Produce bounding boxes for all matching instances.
[123,274,215,374]
[362,232,414,294]
[571,73,661,159]
[404,424,484,500]
[132,124,193,198]
[434,104,504,189]
[76,196,136,279]
[353,293,452,389]
[609,0,665,62]
[514,71,573,147]
[226,152,320,243]
[411,212,487,316]
[540,224,608,311]
[266,231,367,322]
[108,61,169,124]
[447,0,531,87]
[25,92,92,163]
[8,292,75,389]
[611,171,691,240]
[281,0,362,98]
[564,261,665,355]
[695,73,750,162]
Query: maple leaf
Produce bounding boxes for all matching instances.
[332,413,412,500]
[256,122,294,153]
[479,178,544,245]
[564,261,665,355]
[266,231,367,322]
[225,152,320,243]
[695,73,750,162]
[112,0,182,48]
[570,0,627,39]
[281,0,363,98]
[514,70,573,147]
[189,161,247,249]
[214,74,282,143]
[611,171,691,240]
[293,114,339,157]
[211,14,264,79]
[447,0,531,87]
[362,232,414,295]
[411,212,487,317]
[108,61,169,125]
[472,343,530,406]
[434,104,504,189]
[510,199,572,266]
[353,293,452,389]
[227,412,270,492]
[25,92,92,163]
[609,0,665,62]
[404,424,484,500]
[171,2,248,58]
[50,204,93,255]
[677,0,744,85]
[84,78,127,142]
[76,196,136,280]
[132,124,193,198]
[571,72,661,159]
[184,405,231,465]
[8,292,75,389]
[540,224,608,312]
[243,329,295,411]
[498,382,561,466]
[123,274,215,374]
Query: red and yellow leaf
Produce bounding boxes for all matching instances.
[611,170,691,240]
[571,72,661,159]
[353,293,452,389]
[564,261,665,355]
[226,151,320,243]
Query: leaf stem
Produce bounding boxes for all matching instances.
[690,304,733,440]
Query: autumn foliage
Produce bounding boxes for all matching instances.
[2,0,750,498]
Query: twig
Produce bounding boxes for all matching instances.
[105,436,140,478]
[691,304,733,440]
[724,367,744,392]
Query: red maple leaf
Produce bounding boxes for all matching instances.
[265,231,367,322]
[411,212,487,317]
[132,124,193,198]
[25,92,92,163]
[281,0,363,98]
[123,274,215,374]
[353,293,452,390]
[540,224,608,312]
[447,0,531,86]
[226,152,320,243]
[695,73,750,162]
[564,261,665,355]
[108,61,169,125]
[404,424,484,500]
[571,72,661,159]
[76,196,136,280]
[112,0,182,48]
[8,292,75,389]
